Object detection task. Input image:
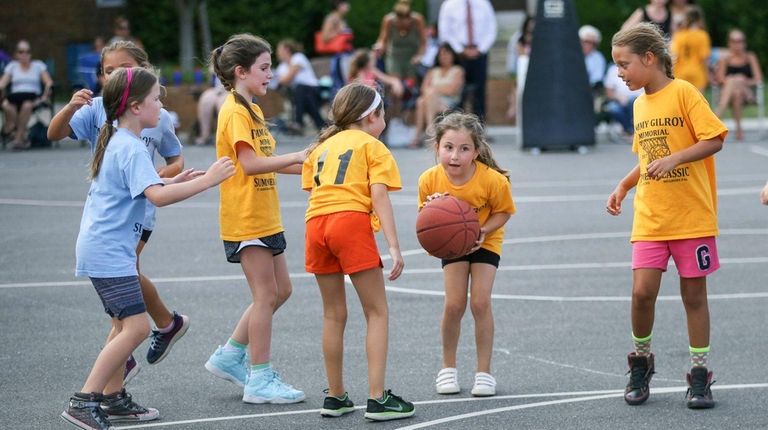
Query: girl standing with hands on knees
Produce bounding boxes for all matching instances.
[204,34,308,405]
[49,42,190,381]
[418,112,515,397]
[302,83,414,421]
[61,67,234,430]
[606,23,727,409]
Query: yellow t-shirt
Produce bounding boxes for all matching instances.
[631,79,728,242]
[418,161,516,256]
[216,94,283,241]
[671,28,711,90]
[302,129,401,221]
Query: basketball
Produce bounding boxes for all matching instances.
[416,195,480,259]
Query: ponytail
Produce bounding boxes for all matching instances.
[308,83,382,153]
[90,122,115,179]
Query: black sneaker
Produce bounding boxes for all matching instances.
[123,354,140,385]
[685,367,715,409]
[61,392,113,430]
[146,312,189,364]
[624,352,655,405]
[364,389,415,421]
[320,390,356,417]
[101,389,160,422]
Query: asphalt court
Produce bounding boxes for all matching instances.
[1,130,768,429]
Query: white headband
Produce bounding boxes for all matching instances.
[356,91,382,121]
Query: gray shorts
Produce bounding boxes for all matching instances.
[90,276,146,320]
[224,232,287,263]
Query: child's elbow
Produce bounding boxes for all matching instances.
[144,186,168,207]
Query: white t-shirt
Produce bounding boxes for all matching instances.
[277,53,319,87]
[3,60,47,94]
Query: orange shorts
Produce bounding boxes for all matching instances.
[305,211,382,275]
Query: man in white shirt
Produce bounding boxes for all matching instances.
[438,0,497,121]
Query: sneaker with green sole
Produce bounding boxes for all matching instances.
[364,390,415,421]
[320,390,356,417]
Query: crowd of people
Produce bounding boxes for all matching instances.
[2,1,768,429]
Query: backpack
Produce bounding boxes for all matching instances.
[28,121,51,148]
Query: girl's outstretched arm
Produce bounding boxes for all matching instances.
[157,155,184,178]
[606,164,640,216]
[371,183,403,281]
[236,142,307,175]
[145,156,234,207]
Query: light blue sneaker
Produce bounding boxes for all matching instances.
[205,346,248,388]
[242,367,306,404]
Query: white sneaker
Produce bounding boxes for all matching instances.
[471,372,496,396]
[435,368,460,394]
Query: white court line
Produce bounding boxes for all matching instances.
[0,184,762,209]
[395,383,768,430]
[117,383,768,429]
[749,144,768,157]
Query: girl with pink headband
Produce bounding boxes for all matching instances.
[61,67,235,430]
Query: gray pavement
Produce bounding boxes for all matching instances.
[1,125,768,429]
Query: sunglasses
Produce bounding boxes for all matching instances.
[16,49,30,54]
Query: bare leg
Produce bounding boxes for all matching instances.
[14,101,34,146]
[630,269,663,338]
[441,262,470,369]
[316,273,347,397]
[424,92,448,134]
[349,268,390,398]
[2,101,16,134]
[680,277,710,348]
[410,96,426,147]
[469,263,497,373]
[135,239,173,329]
[82,314,150,393]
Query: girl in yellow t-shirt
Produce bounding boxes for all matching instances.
[418,112,516,398]
[607,23,727,410]
[670,6,711,91]
[301,83,414,421]
[204,33,308,404]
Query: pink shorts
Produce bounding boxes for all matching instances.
[632,237,719,278]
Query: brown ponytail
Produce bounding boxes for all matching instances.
[308,83,382,153]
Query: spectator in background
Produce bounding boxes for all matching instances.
[579,25,606,91]
[194,70,227,146]
[108,16,143,49]
[714,29,764,141]
[275,39,326,135]
[417,23,440,81]
[621,0,671,36]
[348,48,403,99]
[603,63,643,138]
[410,43,464,148]
[77,36,105,93]
[438,0,497,121]
[671,6,710,92]
[0,40,53,150]
[506,14,534,122]
[320,0,353,98]
[374,0,426,82]
[670,0,695,34]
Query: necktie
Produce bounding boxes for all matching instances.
[466,0,475,47]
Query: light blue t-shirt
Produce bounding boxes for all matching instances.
[75,128,164,278]
[70,97,182,230]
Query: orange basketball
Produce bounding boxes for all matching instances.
[416,195,480,259]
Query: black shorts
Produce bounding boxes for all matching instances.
[441,247,500,268]
[224,232,286,263]
[5,92,39,110]
[140,228,152,243]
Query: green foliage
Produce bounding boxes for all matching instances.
[575,0,768,72]
[127,0,427,70]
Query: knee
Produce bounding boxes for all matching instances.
[324,306,348,325]
[20,101,34,113]
[278,283,292,303]
[470,296,492,317]
[124,316,151,342]
[443,300,467,320]
[361,301,388,321]
[631,286,657,306]
[681,290,707,310]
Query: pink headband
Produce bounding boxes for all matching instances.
[115,68,134,117]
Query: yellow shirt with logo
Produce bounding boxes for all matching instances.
[671,28,711,90]
[418,161,516,256]
[302,129,401,222]
[216,94,283,241]
[631,79,727,242]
